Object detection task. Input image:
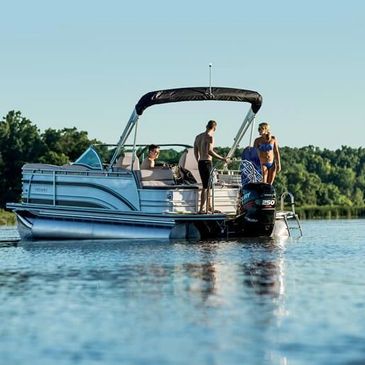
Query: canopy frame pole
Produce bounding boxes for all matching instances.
[130,118,139,171]
[249,115,256,147]
[108,109,139,171]
[226,108,256,160]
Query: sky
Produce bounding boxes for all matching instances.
[1,0,364,150]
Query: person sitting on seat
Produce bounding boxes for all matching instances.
[141,144,160,169]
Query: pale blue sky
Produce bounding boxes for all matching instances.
[1,0,364,150]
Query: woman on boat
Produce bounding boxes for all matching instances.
[253,122,281,184]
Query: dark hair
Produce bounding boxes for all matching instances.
[148,144,160,152]
[206,120,217,130]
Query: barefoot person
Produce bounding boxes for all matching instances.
[194,120,227,213]
[253,122,281,184]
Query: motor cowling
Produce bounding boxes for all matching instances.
[239,182,276,235]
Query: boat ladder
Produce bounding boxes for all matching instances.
[276,192,303,237]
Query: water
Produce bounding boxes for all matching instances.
[0,220,365,365]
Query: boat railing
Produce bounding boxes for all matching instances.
[22,165,134,207]
[207,166,241,213]
[22,164,131,177]
[209,167,218,213]
[216,168,241,186]
[26,171,35,203]
[52,170,56,206]
[215,160,263,186]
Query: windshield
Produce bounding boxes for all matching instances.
[73,146,103,170]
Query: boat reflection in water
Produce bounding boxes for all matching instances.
[173,238,286,308]
[1,237,291,364]
[171,237,289,364]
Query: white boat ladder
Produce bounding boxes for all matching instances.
[276,192,303,237]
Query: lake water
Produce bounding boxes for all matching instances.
[1,219,365,365]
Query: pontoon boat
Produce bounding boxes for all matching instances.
[7,87,302,240]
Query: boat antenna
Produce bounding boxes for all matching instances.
[209,63,213,96]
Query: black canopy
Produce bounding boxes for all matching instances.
[135,87,262,116]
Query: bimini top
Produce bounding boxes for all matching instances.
[135,87,263,116]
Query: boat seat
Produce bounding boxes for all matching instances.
[178,148,202,184]
[115,152,140,170]
[140,168,176,187]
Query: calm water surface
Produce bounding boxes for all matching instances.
[1,219,365,365]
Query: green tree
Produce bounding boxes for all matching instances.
[352,188,364,207]
[42,127,100,163]
[0,111,45,205]
[328,167,356,197]
[39,151,69,165]
[158,148,183,164]
[317,183,343,206]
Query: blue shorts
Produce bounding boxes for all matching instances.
[263,161,275,169]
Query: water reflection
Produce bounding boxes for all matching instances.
[0,238,288,319]
[240,240,286,298]
[242,260,284,297]
[2,223,365,364]
[183,239,286,301]
[0,271,31,293]
[1,239,287,304]
[0,237,290,364]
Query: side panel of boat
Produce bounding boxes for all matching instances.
[212,187,239,215]
[139,188,198,213]
[140,186,239,215]
[22,170,140,211]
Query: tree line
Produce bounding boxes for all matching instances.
[1,111,364,209]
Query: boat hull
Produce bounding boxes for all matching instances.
[17,215,174,240]
[13,206,288,241]
[13,207,213,241]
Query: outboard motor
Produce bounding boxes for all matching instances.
[227,182,276,237]
[226,146,276,237]
[240,182,276,236]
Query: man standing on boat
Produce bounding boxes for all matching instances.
[194,120,227,214]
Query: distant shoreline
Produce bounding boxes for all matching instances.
[295,206,365,220]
